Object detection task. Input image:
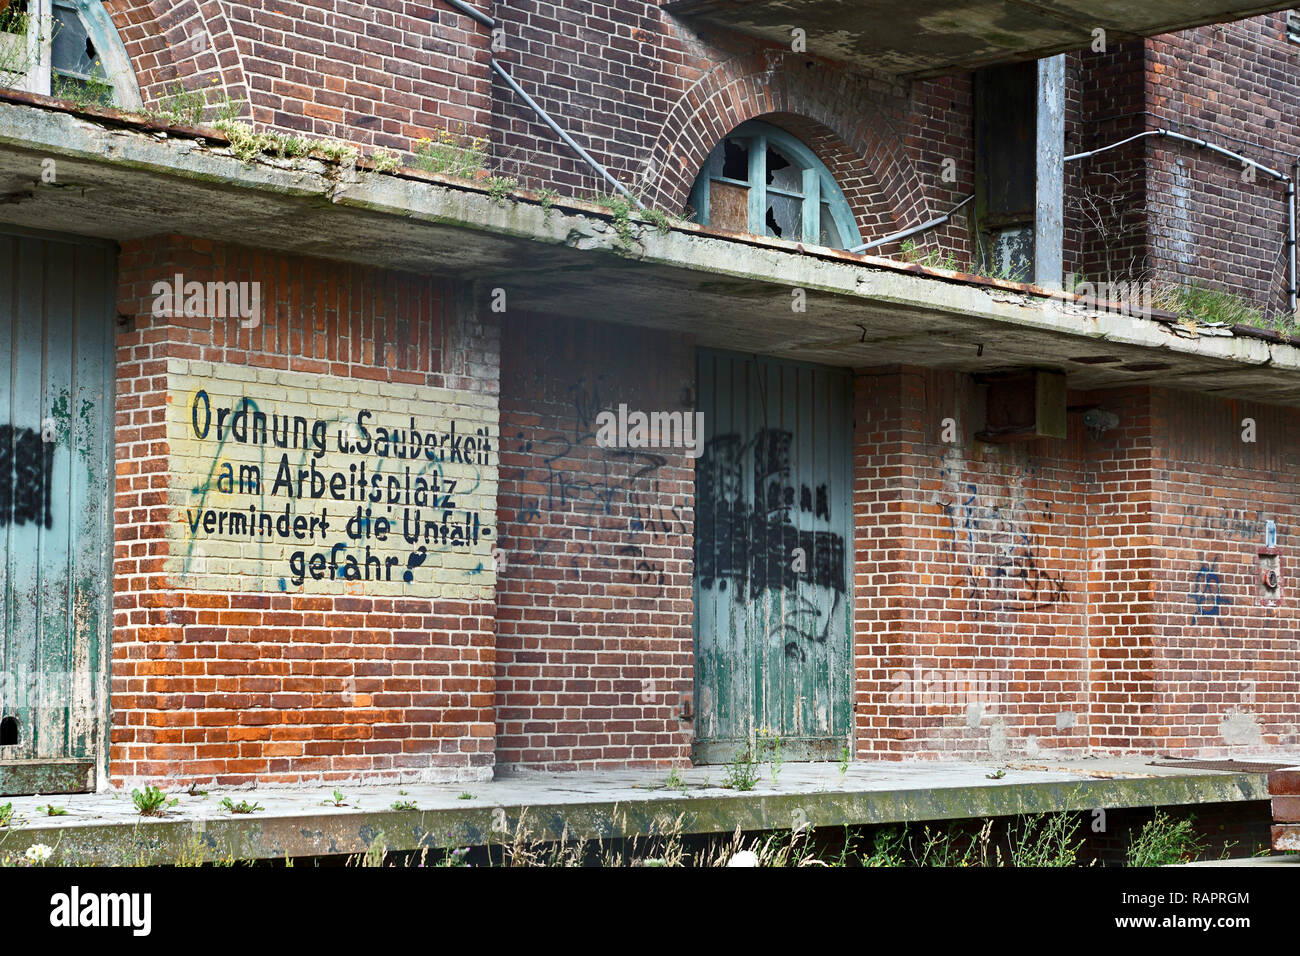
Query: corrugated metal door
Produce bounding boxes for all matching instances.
[694,350,852,763]
[0,230,115,795]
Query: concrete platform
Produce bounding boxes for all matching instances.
[1181,853,1300,867]
[0,756,1283,865]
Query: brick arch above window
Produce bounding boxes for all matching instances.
[102,0,248,116]
[644,50,930,241]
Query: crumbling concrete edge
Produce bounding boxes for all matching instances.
[2,99,1300,383]
[0,771,1268,865]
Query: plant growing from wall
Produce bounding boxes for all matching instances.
[132,785,178,816]
[52,73,113,110]
[313,138,358,165]
[899,237,959,272]
[0,802,12,827]
[1065,170,1152,288]
[722,744,760,791]
[219,797,263,814]
[641,207,675,235]
[1125,810,1206,866]
[369,147,400,172]
[0,3,35,86]
[536,187,557,222]
[1151,280,1297,335]
[590,190,638,248]
[153,82,206,127]
[757,729,783,785]
[487,174,518,205]
[414,126,487,179]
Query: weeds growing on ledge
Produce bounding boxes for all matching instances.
[1125,810,1207,867]
[326,808,1096,868]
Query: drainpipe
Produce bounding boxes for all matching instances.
[849,195,973,254]
[1290,161,1298,316]
[437,0,646,210]
[1066,129,1297,314]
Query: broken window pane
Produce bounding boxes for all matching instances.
[50,1,113,104]
[818,203,842,248]
[721,138,749,181]
[51,2,103,79]
[766,194,802,240]
[766,144,802,193]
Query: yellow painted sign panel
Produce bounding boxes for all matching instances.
[166,360,498,598]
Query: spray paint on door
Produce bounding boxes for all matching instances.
[693,350,852,763]
[0,230,115,795]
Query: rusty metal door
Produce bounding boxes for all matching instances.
[694,350,852,763]
[0,229,115,795]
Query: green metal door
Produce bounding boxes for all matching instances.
[0,229,115,795]
[694,350,852,763]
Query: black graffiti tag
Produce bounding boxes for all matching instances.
[0,426,54,529]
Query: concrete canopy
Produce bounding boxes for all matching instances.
[3,94,1300,406]
[664,0,1295,75]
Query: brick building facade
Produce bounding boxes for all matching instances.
[0,0,1299,793]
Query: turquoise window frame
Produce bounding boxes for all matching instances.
[1,0,141,108]
[687,120,862,250]
[52,0,141,109]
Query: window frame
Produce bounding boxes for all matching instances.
[1,0,140,109]
[687,120,862,251]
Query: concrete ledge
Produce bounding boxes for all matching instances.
[0,760,1273,865]
[4,98,1300,403]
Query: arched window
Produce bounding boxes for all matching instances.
[687,120,862,250]
[0,0,140,109]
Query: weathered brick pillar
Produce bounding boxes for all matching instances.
[1082,387,1159,753]
[112,236,500,787]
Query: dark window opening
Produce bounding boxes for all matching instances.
[766,206,782,238]
[1289,10,1300,44]
[0,715,18,746]
[721,139,748,180]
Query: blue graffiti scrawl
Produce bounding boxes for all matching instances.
[1191,560,1231,627]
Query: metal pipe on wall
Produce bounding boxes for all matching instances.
[849,195,973,254]
[437,0,646,209]
[1066,128,1297,315]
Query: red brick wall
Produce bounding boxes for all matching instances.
[1068,14,1299,311]
[105,0,493,150]
[1065,41,1151,285]
[97,1,977,259]
[1082,387,1158,751]
[111,235,499,786]
[1143,14,1299,315]
[494,314,695,770]
[487,2,969,254]
[853,367,1091,759]
[1149,389,1300,753]
[853,371,1300,760]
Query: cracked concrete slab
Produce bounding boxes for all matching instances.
[3,96,1300,403]
[0,757,1281,865]
[665,0,1294,76]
